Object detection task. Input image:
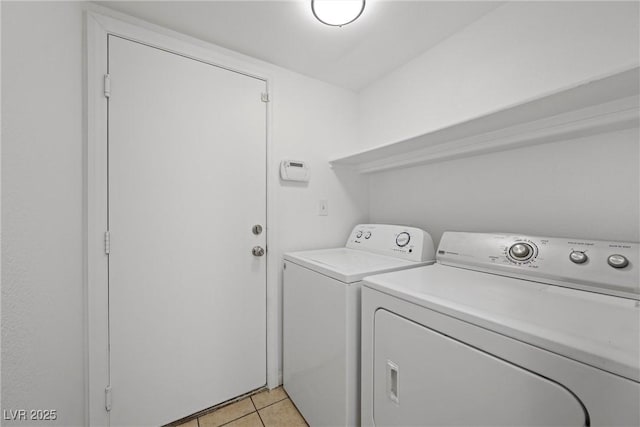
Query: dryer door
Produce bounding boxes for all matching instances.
[373,310,587,426]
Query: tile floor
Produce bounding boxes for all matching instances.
[175,387,307,427]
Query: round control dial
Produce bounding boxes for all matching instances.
[569,251,588,264]
[364,231,372,239]
[607,254,629,269]
[396,232,410,247]
[509,243,534,261]
[356,231,363,239]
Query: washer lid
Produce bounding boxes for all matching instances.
[284,248,430,283]
[363,264,640,382]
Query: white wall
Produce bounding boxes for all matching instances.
[2,2,87,425]
[1,2,368,425]
[370,128,640,246]
[266,56,369,392]
[359,1,640,147]
[360,1,640,246]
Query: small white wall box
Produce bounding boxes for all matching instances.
[280,160,310,182]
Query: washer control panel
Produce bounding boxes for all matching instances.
[346,224,435,263]
[437,232,639,299]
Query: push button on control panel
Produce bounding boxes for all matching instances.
[569,251,588,264]
[607,254,629,269]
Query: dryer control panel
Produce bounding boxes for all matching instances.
[437,232,639,300]
[346,224,435,263]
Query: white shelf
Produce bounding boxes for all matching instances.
[330,67,640,174]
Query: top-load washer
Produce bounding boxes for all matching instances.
[361,232,639,426]
[283,224,435,427]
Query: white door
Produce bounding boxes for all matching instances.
[107,36,267,426]
[373,310,587,426]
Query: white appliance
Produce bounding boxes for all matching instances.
[283,224,436,427]
[361,232,640,426]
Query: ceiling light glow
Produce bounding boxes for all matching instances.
[311,0,366,27]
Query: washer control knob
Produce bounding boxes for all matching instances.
[509,243,533,260]
[569,251,588,264]
[364,231,372,239]
[356,231,363,239]
[396,232,410,247]
[608,254,629,269]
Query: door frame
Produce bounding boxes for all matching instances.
[86,11,276,426]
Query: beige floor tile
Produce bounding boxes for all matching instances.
[199,398,255,427]
[258,399,307,427]
[175,419,198,427]
[224,412,263,427]
[250,387,288,409]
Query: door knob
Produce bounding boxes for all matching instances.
[252,246,265,257]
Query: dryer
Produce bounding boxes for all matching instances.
[283,224,435,427]
[361,232,639,426]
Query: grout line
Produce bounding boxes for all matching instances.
[248,394,262,426]
[215,404,258,427]
[254,395,288,411]
[170,387,287,427]
[250,395,264,427]
[218,411,259,427]
[255,406,266,427]
[180,386,267,425]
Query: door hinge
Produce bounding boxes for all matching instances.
[261,92,270,103]
[104,74,111,98]
[105,385,112,412]
[104,231,111,255]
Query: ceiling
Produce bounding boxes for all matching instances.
[96,1,503,91]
